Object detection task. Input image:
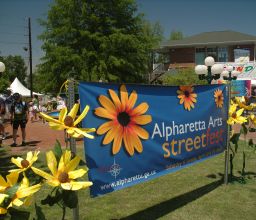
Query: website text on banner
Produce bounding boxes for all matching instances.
[79,83,229,197]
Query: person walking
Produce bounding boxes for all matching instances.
[10,93,28,147]
[0,98,6,140]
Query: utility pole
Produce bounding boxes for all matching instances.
[28,17,33,98]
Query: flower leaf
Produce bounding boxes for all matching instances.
[230,133,240,145]
[62,190,78,209]
[53,140,62,162]
[248,139,254,147]
[5,184,19,198]
[35,202,46,220]
[241,124,248,135]
[9,207,30,220]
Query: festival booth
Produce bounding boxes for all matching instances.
[8,77,42,97]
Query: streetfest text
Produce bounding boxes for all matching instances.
[151,116,225,158]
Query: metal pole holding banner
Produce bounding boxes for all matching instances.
[67,78,79,220]
[224,82,231,184]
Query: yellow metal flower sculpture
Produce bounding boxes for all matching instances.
[177,86,197,111]
[0,172,40,211]
[95,84,152,156]
[227,104,247,125]
[234,96,253,110]
[9,151,39,173]
[214,89,224,108]
[31,150,92,190]
[0,194,8,214]
[40,103,95,139]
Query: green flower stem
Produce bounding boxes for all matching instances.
[62,205,66,220]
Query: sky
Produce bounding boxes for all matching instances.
[0,0,256,68]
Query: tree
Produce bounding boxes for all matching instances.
[36,0,161,93]
[0,55,27,92]
[169,30,183,40]
[161,68,208,86]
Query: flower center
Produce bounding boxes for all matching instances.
[218,96,222,101]
[21,159,30,168]
[232,113,237,119]
[64,116,74,127]
[58,172,69,183]
[184,91,190,97]
[117,112,130,126]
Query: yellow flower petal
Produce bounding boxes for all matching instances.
[47,179,60,187]
[68,169,87,179]
[0,207,7,214]
[132,115,152,125]
[109,89,121,109]
[58,151,72,172]
[112,132,123,155]
[123,129,134,156]
[68,103,79,119]
[97,121,113,135]
[6,172,19,186]
[0,176,8,191]
[61,181,92,191]
[120,85,129,111]
[133,134,143,153]
[0,194,8,204]
[74,105,89,126]
[46,151,57,176]
[40,112,62,124]
[103,125,119,145]
[98,95,116,115]
[11,198,23,207]
[133,125,149,139]
[127,90,137,110]
[16,183,41,199]
[11,157,23,168]
[26,151,33,162]
[31,167,53,180]
[65,156,81,172]
[59,107,68,122]
[130,102,149,116]
[72,128,95,139]
[49,122,65,130]
[95,107,115,120]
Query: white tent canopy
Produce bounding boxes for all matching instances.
[8,77,42,97]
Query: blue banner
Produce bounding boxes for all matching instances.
[78,83,228,197]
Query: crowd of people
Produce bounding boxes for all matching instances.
[0,92,66,147]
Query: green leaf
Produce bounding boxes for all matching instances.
[248,139,254,147]
[9,207,30,220]
[62,190,78,209]
[53,140,62,162]
[35,203,46,220]
[241,124,248,135]
[230,133,240,145]
[41,189,62,207]
[5,184,19,198]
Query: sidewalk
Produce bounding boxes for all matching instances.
[1,119,83,152]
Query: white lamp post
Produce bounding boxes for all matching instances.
[195,56,223,84]
[221,65,239,81]
[0,62,5,73]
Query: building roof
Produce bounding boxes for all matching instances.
[159,30,256,50]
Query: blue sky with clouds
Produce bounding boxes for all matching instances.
[0,0,256,67]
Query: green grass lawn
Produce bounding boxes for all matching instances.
[1,142,256,220]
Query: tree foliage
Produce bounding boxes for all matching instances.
[161,68,208,86]
[36,0,163,93]
[169,30,183,40]
[0,55,27,92]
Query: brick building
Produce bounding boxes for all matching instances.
[156,30,256,70]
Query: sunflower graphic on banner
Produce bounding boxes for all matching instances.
[79,83,228,197]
